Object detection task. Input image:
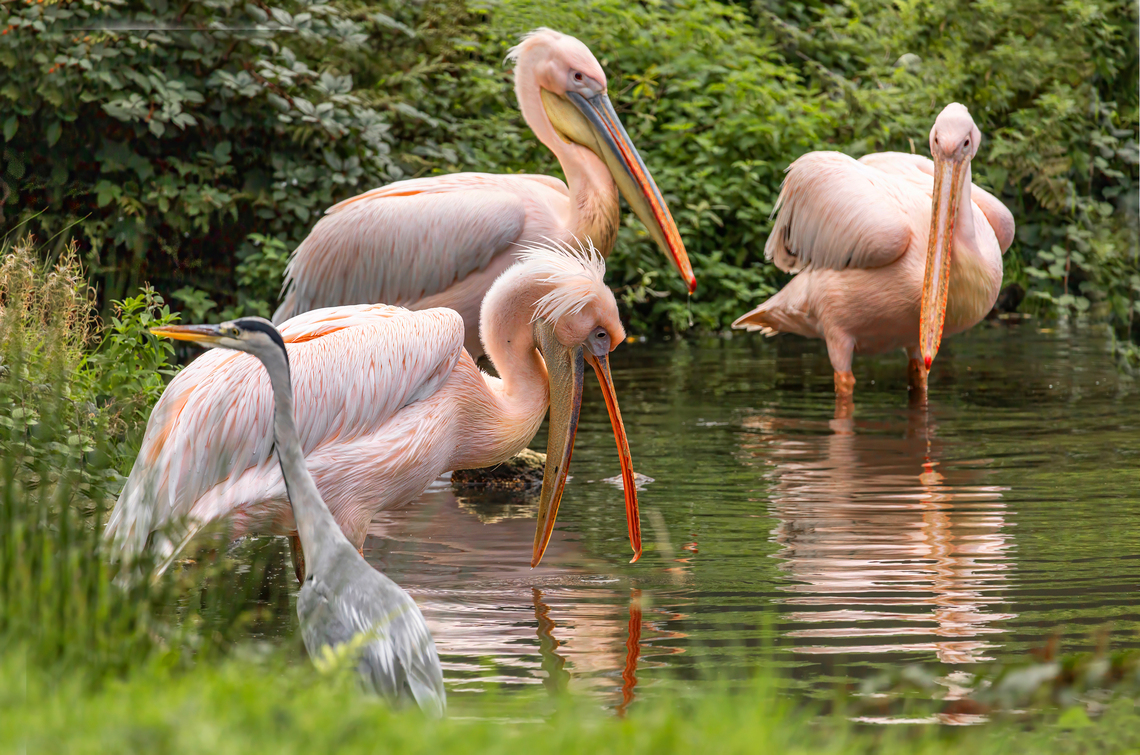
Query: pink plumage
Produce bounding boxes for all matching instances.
[108,241,632,570]
[734,104,1014,397]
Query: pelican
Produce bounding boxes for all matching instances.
[108,240,640,577]
[272,28,695,356]
[733,103,1014,403]
[149,317,447,715]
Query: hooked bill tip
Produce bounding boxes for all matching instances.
[924,356,933,370]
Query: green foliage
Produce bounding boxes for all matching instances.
[5,653,1140,754]
[3,0,1136,350]
[0,0,451,313]
[0,240,292,676]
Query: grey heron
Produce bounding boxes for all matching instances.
[150,317,446,716]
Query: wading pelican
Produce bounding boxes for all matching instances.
[272,28,695,356]
[733,103,1014,404]
[108,241,641,576]
[150,318,446,716]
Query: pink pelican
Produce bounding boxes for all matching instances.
[733,103,1014,404]
[109,241,641,575]
[272,28,695,356]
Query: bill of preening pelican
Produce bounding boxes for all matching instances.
[273,28,694,357]
[732,103,1015,407]
[108,238,641,578]
[149,317,447,716]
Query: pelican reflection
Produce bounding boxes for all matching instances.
[366,486,676,706]
[740,409,1015,664]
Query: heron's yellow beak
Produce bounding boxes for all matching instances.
[919,152,967,369]
[149,323,223,344]
[531,320,641,568]
[541,88,696,294]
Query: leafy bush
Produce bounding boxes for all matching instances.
[4,0,1137,354]
[0,0,453,315]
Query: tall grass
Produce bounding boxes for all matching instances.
[0,239,293,679]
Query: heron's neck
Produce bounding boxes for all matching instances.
[515,68,620,254]
[259,345,350,568]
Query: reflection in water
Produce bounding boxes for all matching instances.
[618,589,643,716]
[740,409,1016,664]
[367,488,660,707]
[533,588,571,695]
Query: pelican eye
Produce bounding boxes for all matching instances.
[573,71,584,82]
[963,138,970,148]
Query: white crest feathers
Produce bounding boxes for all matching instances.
[517,236,608,324]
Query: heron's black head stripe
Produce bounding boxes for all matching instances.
[233,317,289,366]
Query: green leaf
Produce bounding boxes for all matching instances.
[1056,706,1092,729]
[3,116,16,142]
[45,121,61,147]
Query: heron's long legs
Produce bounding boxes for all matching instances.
[289,534,306,584]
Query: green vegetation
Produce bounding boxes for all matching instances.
[5,656,1140,754]
[5,0,1136,355]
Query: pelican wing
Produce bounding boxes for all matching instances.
[108,304,465,562]
[765,152,918,273]
[273,173,566,323]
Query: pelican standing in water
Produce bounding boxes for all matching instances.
[150,318,447,716]
[273,28,695,356]
[108,241,640,577]
[733,103,1014,406]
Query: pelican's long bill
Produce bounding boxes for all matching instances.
[149,323,224,344]
[540,87,696,294]
[919,152,966,369]
[532,320,641,568]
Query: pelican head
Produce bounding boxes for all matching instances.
[490,239,641,568]
[920,103,981,368]
[509,28,696,294]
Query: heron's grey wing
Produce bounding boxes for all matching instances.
[298,566,446,716]
[356,576,446,717]
[765,151,918,273]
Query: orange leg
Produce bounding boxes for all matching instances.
[907,358,928,407]
[834,371,855,419]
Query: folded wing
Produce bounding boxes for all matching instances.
[273,174,566,322]
[766,152,919,273]
[108,304,465,563]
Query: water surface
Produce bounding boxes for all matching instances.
[364,321,1139,708]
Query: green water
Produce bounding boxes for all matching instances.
[358,321,1139,708]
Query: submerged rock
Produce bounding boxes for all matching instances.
[451,448,546,489]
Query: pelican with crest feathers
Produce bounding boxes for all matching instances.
[733,103,1015,406]
[109,239,642,577]
[148,316,446,716]
[272,28,695,356]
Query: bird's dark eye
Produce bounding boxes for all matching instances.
[963,138,970,148]
[573,71,583,82]
[595,330,606,339]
